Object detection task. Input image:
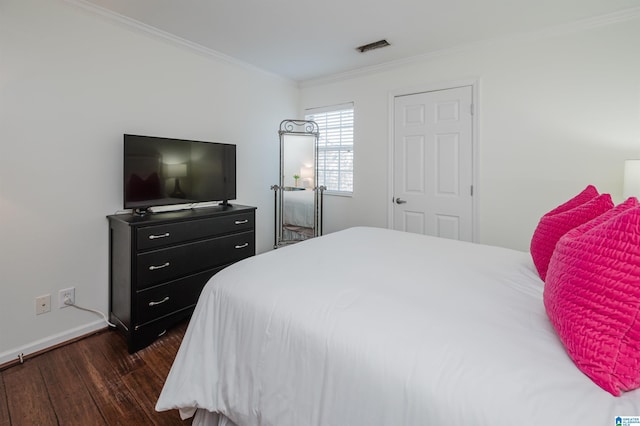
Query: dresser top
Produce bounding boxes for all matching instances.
[107,204,256,226]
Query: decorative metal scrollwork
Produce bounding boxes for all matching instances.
[279,119,320,136]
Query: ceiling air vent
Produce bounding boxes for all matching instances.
[356,39,390,53]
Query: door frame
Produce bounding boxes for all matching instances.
[387,78,480,242]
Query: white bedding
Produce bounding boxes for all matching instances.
[283,189,314,228]
[156,227,640,425]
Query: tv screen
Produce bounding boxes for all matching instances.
[123,134,236,211]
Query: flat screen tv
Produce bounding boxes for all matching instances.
[123,134,236,213]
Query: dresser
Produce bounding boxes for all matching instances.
[107,204,256,353]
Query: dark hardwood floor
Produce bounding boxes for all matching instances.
[0,321,190,426]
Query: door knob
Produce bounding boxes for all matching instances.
[395,198,407,204]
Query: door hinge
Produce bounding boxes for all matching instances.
[470,103,474,115]
[470,185,474,196]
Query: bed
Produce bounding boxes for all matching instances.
[282,189,315,240]
[156,226,640,425]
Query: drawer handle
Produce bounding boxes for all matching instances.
[235,243,249,249]
[148,296,170,307]
[157,329,167,337]
[149,262,170,271]
[148,232,170,240]
[235,219,249,225]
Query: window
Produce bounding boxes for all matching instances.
[305,103,354,195]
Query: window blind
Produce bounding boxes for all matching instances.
[305,103,354,194]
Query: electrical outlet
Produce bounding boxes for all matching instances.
[59,287,75,309]
[36,294,51,315]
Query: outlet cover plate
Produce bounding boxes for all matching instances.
[59,287,75,309]
[36,294,51,315]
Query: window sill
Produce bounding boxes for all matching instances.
[323,191,353,198]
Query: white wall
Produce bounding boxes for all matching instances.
[0,0,297,363]
[301,17,640,251]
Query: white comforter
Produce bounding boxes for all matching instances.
[283,189,314,228]
[156,227,640,425]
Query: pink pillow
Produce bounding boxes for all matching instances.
[544,200,640,396]
[530,189,613,280]
[563,197,638,240]
[545,184,599,216]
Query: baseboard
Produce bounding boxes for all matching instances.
[0,320,108,368]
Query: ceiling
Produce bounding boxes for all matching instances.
[81,0,639,82]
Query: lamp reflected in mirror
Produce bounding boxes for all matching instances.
[300,164,314,188]
[166,163,187,198]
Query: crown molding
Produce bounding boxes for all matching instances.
[300,6,640,88]
[64,0,295,85]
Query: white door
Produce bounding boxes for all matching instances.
[392,86,474,241]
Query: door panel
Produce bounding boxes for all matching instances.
[404,136,425,193]
[393,86,473,241]
[436,133,459,195]
[436,214,460,240]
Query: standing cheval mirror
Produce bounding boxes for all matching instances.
[271,119,325,248]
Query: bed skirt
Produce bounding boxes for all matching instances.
[191,409,238,426]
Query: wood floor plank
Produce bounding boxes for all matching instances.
[68,331,153,425]
[122,367,189,426]
[85,330,147,377]
[0,373,11,426]
[37,348,107,425]
[2,321,189,425]
[137,329,184,382]
[2,361,57,426]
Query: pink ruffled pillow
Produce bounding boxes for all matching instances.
[544,199,640,396]
[530,186,613,280]
[562,197,638,240]
[545,184,599,216]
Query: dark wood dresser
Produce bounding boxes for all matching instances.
[107,204,256,352]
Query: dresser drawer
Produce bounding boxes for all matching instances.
[135,267,223,325]
[136,212,254,250]
[130,309,194,353]
[136,230,254,289]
